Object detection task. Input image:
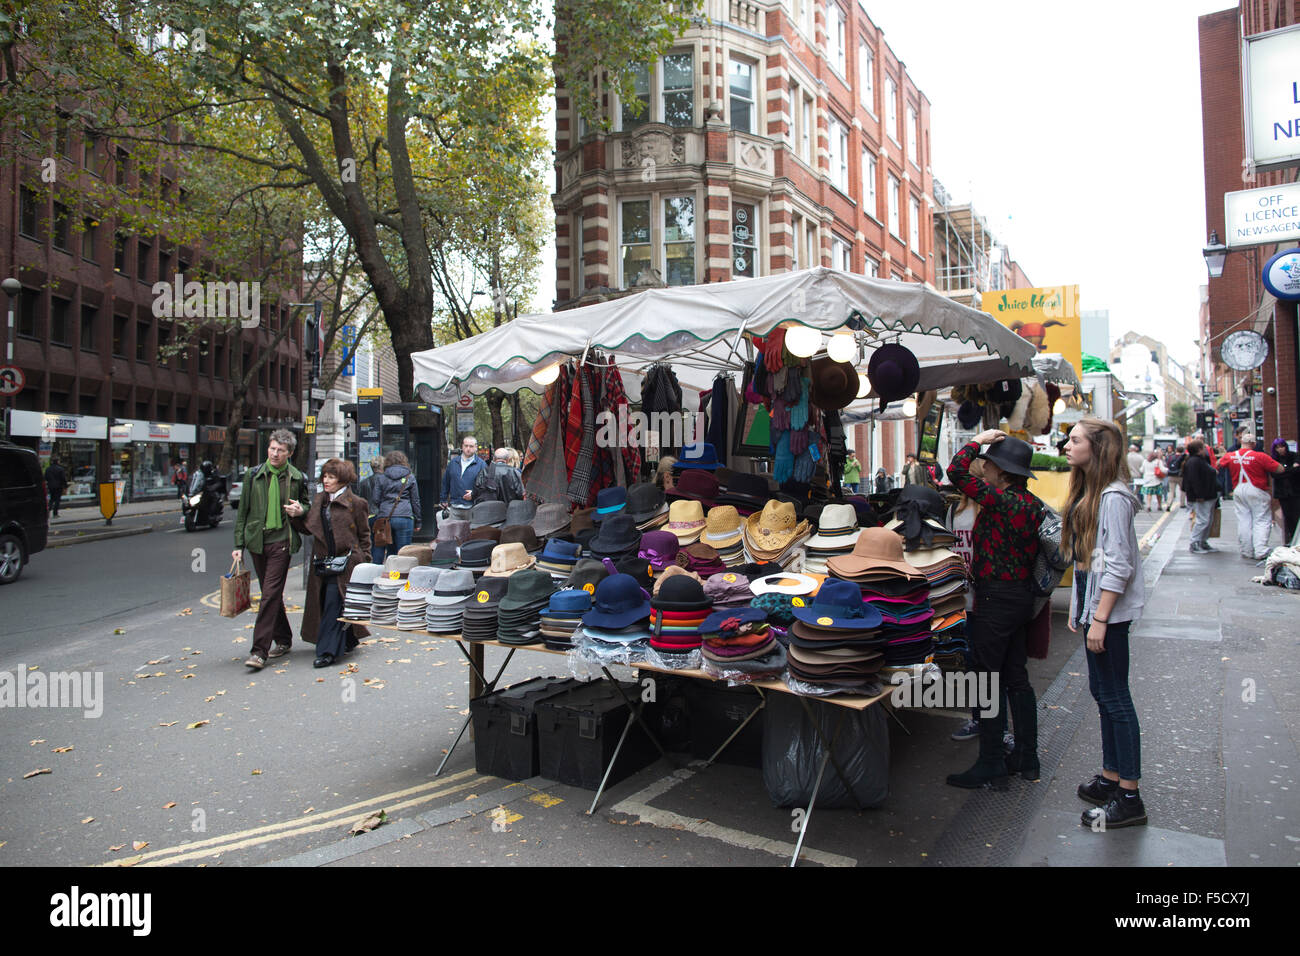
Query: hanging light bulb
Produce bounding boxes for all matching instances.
[784,324,823,358]
[902,397,918,417]
[530,362,561,386]
[1053,398,1066,415]
[856,373,872,399]
[827,329,856,364]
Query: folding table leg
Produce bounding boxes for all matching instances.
[435,643,517,777]
[790,707,849,867]
[703,686,766,768]
[585,665,675,815]
[792,695,862,809]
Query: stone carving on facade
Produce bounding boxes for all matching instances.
[622,130,686,170]
[736,139,773,175]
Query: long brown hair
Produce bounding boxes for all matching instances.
[1061,418,1127,569]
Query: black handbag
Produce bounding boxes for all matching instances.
[313,499,349,577]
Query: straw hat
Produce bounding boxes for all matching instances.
[482,542,537,577]
[665,499,706,544]
[743,500,810,556]
[701,505,744,548]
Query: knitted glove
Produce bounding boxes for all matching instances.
[790,428,808,455]
[773,431,794,484]
[762,329,786,372]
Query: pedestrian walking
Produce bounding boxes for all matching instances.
[293,458,371,669]
[440,435,486,517]
[173,461,189,502]
[944,429,1044,789]
[369,450,422,563]
[1181,439,1219,553]
[1125,445,1144,497]
[43,458,68,518]
[472,447,526,505]
[1224,433,1288,559]
[1062,417,1147,829]
[1269,438,1300,546]
[842,451,861,494]
[231,429,311,670]
[1139,451,1163,512]
[901,453,927,487]
[1164,445,1186,510]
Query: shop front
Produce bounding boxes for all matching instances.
[196,425,259,479]
[4,410,108,505]
[110,420,197,501]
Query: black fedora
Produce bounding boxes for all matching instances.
[867,343,920,411]
[980,436,1036,479]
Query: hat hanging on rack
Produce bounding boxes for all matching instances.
[866,342,920,411]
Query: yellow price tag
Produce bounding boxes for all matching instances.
[792,597,805,607]
[389,571,400,580]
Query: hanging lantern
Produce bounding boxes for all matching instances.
[784,324,823,358]
[902,397,918,417]
[827,329,856,364]
[530,362,561,386]
[856,373,872,399]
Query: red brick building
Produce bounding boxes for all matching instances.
[1199,2,1300,445]
[553,0,936,479]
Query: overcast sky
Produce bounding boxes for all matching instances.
[538,0,1232,367]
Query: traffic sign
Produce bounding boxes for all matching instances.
[0,365,24,396]
[457,392,473,409]
[305,415,317,435]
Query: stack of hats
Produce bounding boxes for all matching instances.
[457,539,495,575]
[699,606,788,676]
[470,500,508,529]
[638,530,680,573]
[460,577,510,642]
[397,567,442,630]
[424,569,476,634]
[713,474,770,517]
[626,482,668,530]
[676,542,727,578]
[563,558,609,596]
[536,538,582,580]
[743,500,811,567]
[384,555,418,578]
[885,486,956,551]
[593,487,627,523]
[495,570,556,645]
[504,499,536,528]
[665,499,706,544]
[667,469,720,510]
[828,528,933,666]
[344,563,383,620]
[483,542,536,578]
[801,503,862,574]
[577,574,652,651]
[498,525,542,555]
[436,518,470,545]
[787,579,887,691]
[589,514,642,563]
[538,589,591,650]
[369,576,404,626]
[429,541,460,569]
[904,545,970,671]
[700,506,745,565]
[531,502,571,539]
[648,574,712,657]
[702,570,754,609]
[397,544,433,566]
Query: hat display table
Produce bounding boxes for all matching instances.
[340,614,907,866]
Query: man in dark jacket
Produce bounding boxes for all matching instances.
[440,435,486,511]
[1182,438,1219,554]
[44,458,68,518]
[472,447,525,504]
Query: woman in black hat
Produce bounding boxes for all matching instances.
[944,428,1045,789]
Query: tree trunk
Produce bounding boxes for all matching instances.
[509,391,524,451]
[487,389,506,451]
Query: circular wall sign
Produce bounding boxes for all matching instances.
[1221,330,1269,371]
[1261,247,1300,302]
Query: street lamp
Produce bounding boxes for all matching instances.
[1202,231,1228,279]
[2,277,20,365]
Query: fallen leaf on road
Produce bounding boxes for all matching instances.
[29,739,46,746]
[137,673,154,679]
[182,674,194,679]
[216,690,225,696]
[132,841,148,851]
[113,628,125,635]
[349,810,387,835]
[109,844,126,852]
[398,659,411,664]
[111,786,122,792]
[52,746,73,753]
[147,658,168,666]
[204,696,216,702]
[458,708,469,716]
[303,807,315,814]
[178,608,193,615]
[152,672,166,677]
[24,769,51,778]
[315,678,324,683]
[191,650,202,655]
[251,769,262,775]
[81,817,94,824]
[274,669,286,675]
[186,720,209,730]
[163,802,176,809]
[158,722,177,727]
[378,637,398,643]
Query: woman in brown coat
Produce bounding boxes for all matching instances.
[292,458,371,668]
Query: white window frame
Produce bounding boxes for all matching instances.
[619,198,653,289]
[861,148,877,218]
[798,92,814,166]
[791,213,803,271]
[864,254,879,277]
[806,220,820,267]
[828,4,846,77]
[829,117,849,193]
[906,105,918,165]
[617,51,695,131]
[888,174,900,237]
[831,234,851,272]
[885,76,899,144]
[662,194,697,287]
[858,41,874,113]
[909,195,920,252]
[729,56,756,135]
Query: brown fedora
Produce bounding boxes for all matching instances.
[826,527,927,580]
[810,356,859,411]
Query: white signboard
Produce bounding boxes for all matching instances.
[7,411,108,440]
[114,419,198,444]
[1224,181,1300,248]
[1242,23,1300,170]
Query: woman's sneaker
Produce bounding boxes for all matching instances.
[1077,774,1118,806]
[1081,790,1147,829]
[950,718,979,741]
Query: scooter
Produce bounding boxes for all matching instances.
[183,463,227,532]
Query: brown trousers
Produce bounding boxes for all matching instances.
[250,540,293,656]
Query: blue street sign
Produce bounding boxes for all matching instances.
[341,326,355,377]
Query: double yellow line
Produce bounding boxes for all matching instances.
[99,768,486,867]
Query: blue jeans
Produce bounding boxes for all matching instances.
[372,515,414,564]
[1086,619,1141,780]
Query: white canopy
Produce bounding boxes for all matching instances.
[412,268,1037,404]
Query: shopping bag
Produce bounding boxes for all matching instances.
[1209,504,1222,539]
[221,557,252,618]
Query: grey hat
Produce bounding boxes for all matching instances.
[532,502,571,538]
[470,500,508,529]
[436,519,471,544]
[504,499,537,527]
[382,555,419,578]
[426,568,478,605]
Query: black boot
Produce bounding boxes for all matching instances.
[946,714,1009,790]
[1004,689,1040,780]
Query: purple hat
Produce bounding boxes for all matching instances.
[639,530,680,571]
[867,343,920,411]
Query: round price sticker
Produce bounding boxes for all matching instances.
[389,571,401,580]
[582,583,595,594]
[476,591,489,603]
[792,597,805,607]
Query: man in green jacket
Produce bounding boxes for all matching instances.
[843,450,862,493]
[231,429,311,670]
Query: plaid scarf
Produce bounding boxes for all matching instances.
[604,360,641,483]
[523,364,573,505]
[523,368,559,474]
[566,365,596,506]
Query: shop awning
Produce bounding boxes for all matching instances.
[1031,353,1081,391]
[412,268,1037,404]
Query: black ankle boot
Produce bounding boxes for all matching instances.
[946,715,1009,789]
[1003,689,1040,780]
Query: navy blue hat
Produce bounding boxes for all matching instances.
[549,589,593,614]
[593,487,627,522]
[583,573,651,630]
[540,538,581,563]
[867,343,921,410]
[699,606,767,636]
[791,579,883,630]
[674,441,719,470]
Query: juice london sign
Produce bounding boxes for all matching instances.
[980,285,1082,379]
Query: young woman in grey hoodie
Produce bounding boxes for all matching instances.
[1062,418,1147,829]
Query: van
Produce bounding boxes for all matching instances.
[0,441,49,583]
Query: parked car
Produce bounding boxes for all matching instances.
[0,441,49,584]
[226,478,242,508]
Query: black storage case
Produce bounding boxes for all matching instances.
[470,676,581,781]
[536,680,662,790]
[684,681,765,767]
